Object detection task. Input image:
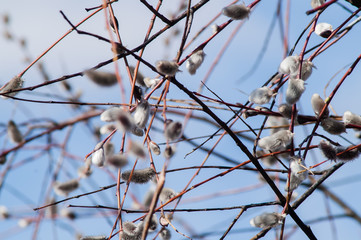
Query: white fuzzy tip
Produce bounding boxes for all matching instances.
[257,130,294,152]
[186,50,205,75]
[133,99,150,129]
[1,76,24,99]
[144,77,161,89]
[164,120,183,141]
[278,55,299,75]
[92,142,105,167]
[286,78,305,105]
[249,86,275,105]
[85,70,117,87]
[285,157,308,192]
[53,179,79,197]
[343,111,361,126]
[121,168,156,183]
[156,60,179,76]
[315,22,333,38]
[149,141,161,155]
[222,4,250,20]
[250,212,286,228]
[311,93,329,118]
[311,0,325,9]
[160,187,177,203]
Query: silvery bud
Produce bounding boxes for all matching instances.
[278,103,294,119]
[160,228,171,240]
[186,50,205,75]
[286,78,305,105]
[311,0,325,9]
[121,168,156,183]
[99,123,116,135]
[92,142,105,167]
[318,140,337,160]
[0,76,24,99]
[278,55,299,75]
[257,130,294,152]
[149,141,161,155]
[129,66,146,87]
[53,179,79,197]
[85,70,117,87]
[156,60,179,76]
[343,111,361,126]
[290,60,315,81]
[164,120,183,141]
[164,145,176,159]
[249,86,276,105]
[129,141,146,159]
[144,77,161,89]
[285,157,308,192]
[0,206,10,219]
[106,154,128,169]
[160,187,177,203]
[133,99,150,129]
[7,120,23,144]
[311,93,329,118]
[336,145,360,161]
[222,4,250,20]
[320,118,346,135]
[315,22,333,38]
[250,212,286,228]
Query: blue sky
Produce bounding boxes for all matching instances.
[1,1,361,239]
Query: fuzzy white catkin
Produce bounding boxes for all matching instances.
[99,123,116,135]
[318,140,337,160]
[121,168,156,183]
[311,93,329,117]
[156,60,179,76]
[343,111,361,126]
[315,22,333,38]
[250,212,286,228]
[160,228,171,240]
[7,120,23,144]
[129,141,146,159]
[186,50,205,75]
[53,179,79,197]
[100,107,122,122]
[249,86,275,105]
[336,145,360,161]
[85,70,117,87]
[164,120,183,141]
[164,145,176,159]
[286,78,305,105]
[144,77,161,89]
[278,103,294,119]
[311,0,325,9]
[159,187,177,203]
[266,116,289,135]
[285,157,308,192]
[257,130,294,152]
[149,141,161,155]
[0,76,24,99]
[60,208,76,220]
[18,218,31,228]
[222,4,250,20]
[133,99,150,129]
[278,55,299,75]
[0,206,10,219]
[92,142,105,167]
[320,118,346,135]
[122,221,143,238]
[290,60,315,81]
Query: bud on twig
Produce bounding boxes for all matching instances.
[286,78,305,105]
[133,99,150,129]
[250,212,286,228]
[106,154,128,169]
[315,22,333,38]
[186,50,205,75]
[222,4,250,20]
[156,60,179,76]
[160,187,177,203]
[1,76,24,99]
[257,130,294,152]
[318,140,337,160]
[121,168,156,183]
[92,142,105,167]
[311,93,329,118]
[336,145,360,161]
[85,70,117,87]
[149,141,161,155]
[285,157,308,192]
[249,86,275,105]
[320,118,346,135]
[53,179,79,197]
[164,120,183,141]
[7,120,23,144]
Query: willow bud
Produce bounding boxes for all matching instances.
[222,4,250,20]
[149,141,161,155]
[164,119,183,141]
[106,154,128,169]
[315,22,333,38]
[186,50,205,75]
[121,168,156,183]
[85,70,117,87]
[156,60,179,76]
[92,142,105,167]
[53,179,79,197]
[286,78,305,105]
[129,141,146,159]
[343,111,361,126]
[257,130,294,152]
[278,55,299,75]
[129,66,146,87]
[160,187,177,203]
[144,77,161,89]
[249,86,276,105]
[278,103,294,119]
[311,0,325,9]
[133,99,150,129]
[336,146,360,161]
[318,140,337,160]
[250,212,286,228]
[320,118,346,135]
[0,76,24,99]
[285,157,308,192]
[311,93,329,118]
[164,145,176,159]
[160,228,172,240]
[7,120,23,144]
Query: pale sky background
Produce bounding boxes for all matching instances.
[1,1,361,240]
